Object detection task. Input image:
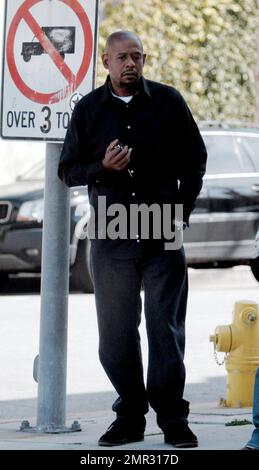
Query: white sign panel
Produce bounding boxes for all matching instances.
[1,0,99,141]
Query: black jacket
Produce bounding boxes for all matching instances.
[58,77,207,257]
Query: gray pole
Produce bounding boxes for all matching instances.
[36,143,71,431]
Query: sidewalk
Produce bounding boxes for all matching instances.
[0,397,254,451]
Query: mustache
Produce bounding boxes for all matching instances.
[122,70,138,77]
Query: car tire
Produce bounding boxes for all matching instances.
[250,257,259,282]
[70,238,94,293]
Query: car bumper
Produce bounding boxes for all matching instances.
[185,239,255,263]
[0,227,42,272]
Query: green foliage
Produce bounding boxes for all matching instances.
[225,419,252,426]
[98,0,258,122]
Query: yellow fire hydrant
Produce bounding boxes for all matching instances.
[209,300,259,407]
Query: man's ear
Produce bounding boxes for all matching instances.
[102,53,109,69]
[143,54,147,67]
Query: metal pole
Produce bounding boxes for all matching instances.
[35,143,72,432]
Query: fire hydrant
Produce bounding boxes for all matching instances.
[209,300,259,407]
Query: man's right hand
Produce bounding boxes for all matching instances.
[102,139,132,171]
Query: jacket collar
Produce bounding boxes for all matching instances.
[100,76,151,103]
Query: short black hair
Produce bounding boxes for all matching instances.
[105,31,143,52]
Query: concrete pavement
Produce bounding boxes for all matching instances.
[0,267,258,458]
[0,400,254,450]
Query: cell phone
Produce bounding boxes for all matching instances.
[114,142,125,151]
[113,142,133,177]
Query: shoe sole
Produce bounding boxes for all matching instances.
[165,440,198,448]
[98,436,144,447]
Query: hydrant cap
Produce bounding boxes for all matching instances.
[213,325,232,352]
[233,301,258,326]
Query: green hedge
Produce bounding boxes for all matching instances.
[98,0,258,122]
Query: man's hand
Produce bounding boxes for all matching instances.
[102,139,132,171]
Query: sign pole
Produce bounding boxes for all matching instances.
[36,143,72,431]
[21,143,81,433]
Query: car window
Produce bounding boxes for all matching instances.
[236,135,259,172]
[202,134,242,174]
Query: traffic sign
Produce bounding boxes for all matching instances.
[1,0,99,141]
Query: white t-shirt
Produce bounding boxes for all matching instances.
[111,91,133,103]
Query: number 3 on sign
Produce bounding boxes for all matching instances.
[40,106,51,133]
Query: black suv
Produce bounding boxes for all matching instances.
[0,162,93,292]
[185,122,259,273]
[0,123,259,291]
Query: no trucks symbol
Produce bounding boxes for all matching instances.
[21,26,76,63]
[6,0,93,105]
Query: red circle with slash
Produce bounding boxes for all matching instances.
[6,0,93,104]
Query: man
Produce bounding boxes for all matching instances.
[58,31,207,448]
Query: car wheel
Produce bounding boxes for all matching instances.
[70,238,94,293]
[250,257,259,282]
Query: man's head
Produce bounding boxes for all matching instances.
[102,31,146,96]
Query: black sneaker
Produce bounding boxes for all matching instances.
[164,421,198,448]
[98,416,145,447]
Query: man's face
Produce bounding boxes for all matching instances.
[102,37,146,95]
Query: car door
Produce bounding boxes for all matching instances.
[203,131,259,263]
[183,177,210,264]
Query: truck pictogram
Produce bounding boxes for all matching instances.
[21,26,75,62]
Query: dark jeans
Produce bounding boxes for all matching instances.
[91,245,189,429]
[246,367,259,449]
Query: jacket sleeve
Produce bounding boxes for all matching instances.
[58,103,105,187]
[175,94,207,224]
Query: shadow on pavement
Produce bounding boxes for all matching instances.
[0,377,230,422]
[0,390,117,422]
[0,275,85,295]
[0,275,41,295]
